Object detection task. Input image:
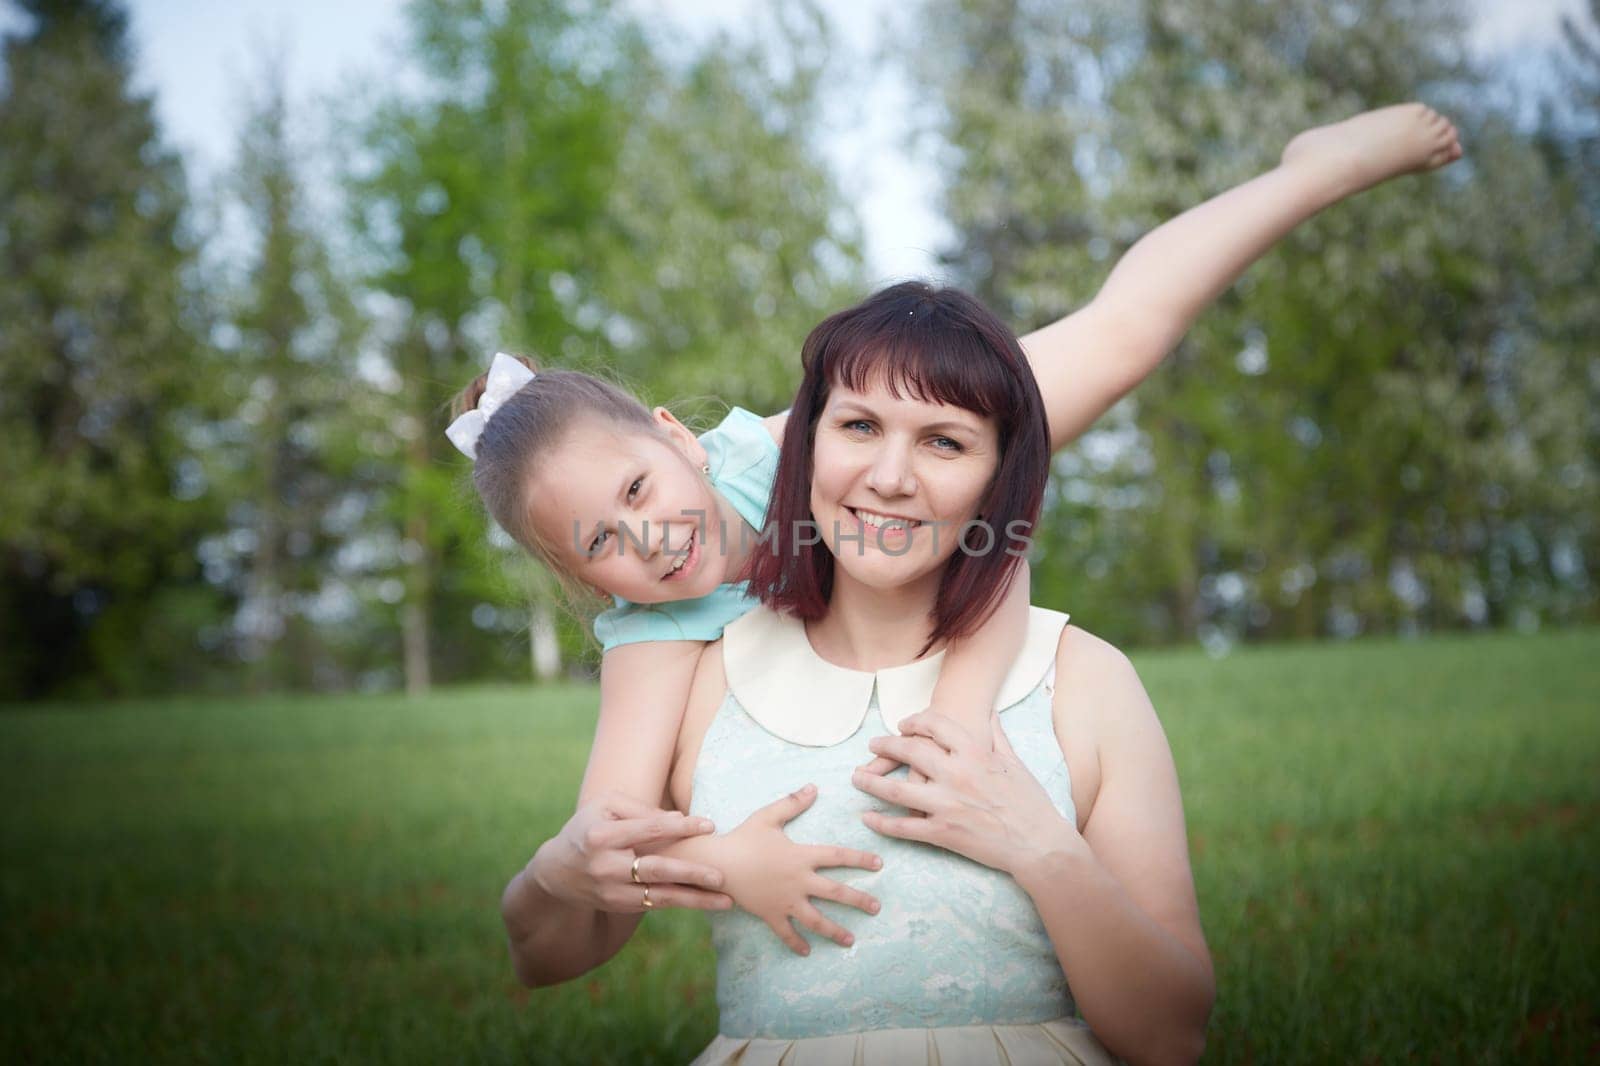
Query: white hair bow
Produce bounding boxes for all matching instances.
[446,352,536,459]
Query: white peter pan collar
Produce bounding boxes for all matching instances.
[721,605,1070,747]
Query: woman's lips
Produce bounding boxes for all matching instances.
[847,507,922,540]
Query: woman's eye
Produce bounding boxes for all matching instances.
[844,419,873,434]
[589,528,612,553]
[627,477,644,501]
[931,436,963,452]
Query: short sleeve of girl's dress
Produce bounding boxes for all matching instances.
[592,406,779,652]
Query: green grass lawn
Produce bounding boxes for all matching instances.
[2,629,1597,1063]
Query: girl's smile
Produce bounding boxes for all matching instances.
[662,527,699,582]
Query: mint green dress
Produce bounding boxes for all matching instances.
[687,605,1116,1065]
[592,406,776,650]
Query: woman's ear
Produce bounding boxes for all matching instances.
[653,406,709,470]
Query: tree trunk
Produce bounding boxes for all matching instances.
[403,595,431,695]
[530,600,560,681]
[402,422,433,695]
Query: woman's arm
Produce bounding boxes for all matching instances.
[853,629,1214,1065]
[1023,104,1461,451]
[501,639,730,988]
[1014,632,1212,1065]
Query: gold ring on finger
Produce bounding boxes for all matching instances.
[641,884,653,910]
[631,856,643,884]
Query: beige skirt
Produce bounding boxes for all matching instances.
[691,1018,1117,1066]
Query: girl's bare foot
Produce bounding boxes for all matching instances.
[1280,103,1463,197]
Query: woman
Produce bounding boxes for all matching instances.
[660,284,1212,1063]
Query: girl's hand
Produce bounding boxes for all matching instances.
[711,784,883,956]
[530,791,732,913]
[857,701,996,783]
[852,711,1082,875]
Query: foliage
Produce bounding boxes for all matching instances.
[341,0,641,691]
[344,0,862,687]
[201,63,375,692]
[0,0,219,698]
[3,0,1596,696]
[600,3,864,419]
[2,629,1596,1060]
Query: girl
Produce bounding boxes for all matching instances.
[471,104,1461,978]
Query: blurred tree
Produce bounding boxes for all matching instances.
[902,0,1110,321]
[1075,0,1476,644]
[207,60,369,692]
[0,0,220,698]
[345,0,636,692]
[1555,0,1600,196]
[1538,0,1600,623]
[601,2,864,416]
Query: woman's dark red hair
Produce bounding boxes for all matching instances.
[743,281,1050,649]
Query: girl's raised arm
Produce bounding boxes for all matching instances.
[1022,103,1461,451]
[861,562,1032,777]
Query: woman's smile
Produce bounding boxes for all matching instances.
[845,507,924,541]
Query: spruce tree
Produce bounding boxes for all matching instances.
[213,63,366,692]
[0,0,215,696]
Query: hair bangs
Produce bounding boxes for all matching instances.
[827,323,1020,426]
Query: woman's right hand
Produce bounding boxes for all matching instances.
[530,791,733,913]
[711,783,884,956]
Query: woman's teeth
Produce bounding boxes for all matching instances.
[852,508,921,532]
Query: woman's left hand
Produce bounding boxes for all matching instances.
[852,710,1083,875]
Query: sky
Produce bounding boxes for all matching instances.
[8,0,1582,279]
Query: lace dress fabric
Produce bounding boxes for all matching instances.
[688,666,1115,1064]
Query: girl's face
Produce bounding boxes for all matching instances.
[529,411,731,604]
[810,376,999,598]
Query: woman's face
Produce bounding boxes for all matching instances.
[528,412,731,604]
[810,376,1000,597]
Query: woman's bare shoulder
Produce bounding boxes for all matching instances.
[1053,622,1171,775]
[1050,625,1176,835]
[1054,624,1142,696]
[1048,626,1135,814]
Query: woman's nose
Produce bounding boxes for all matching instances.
[865,440,917,498]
